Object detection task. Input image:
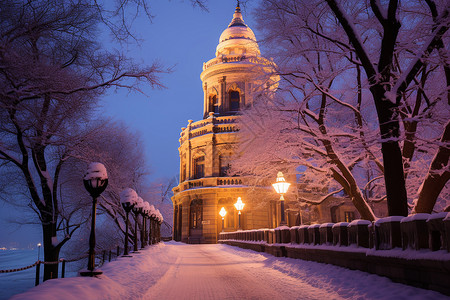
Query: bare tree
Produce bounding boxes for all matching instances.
[0,0,161,280]
[323,0,449,215]
[249,0,449,216]
[57,121,151,261]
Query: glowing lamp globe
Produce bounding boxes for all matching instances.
[219,207,227,218]
[234,197,245,212]
[272,172,290,196]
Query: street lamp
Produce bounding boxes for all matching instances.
[120,188,138,256]
[132,197,144,252]
[81,162,108,276]
[234,197,245,230]
[219,207,227,232]
[272,171,291,226]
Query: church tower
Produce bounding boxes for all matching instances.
[171,3,278,243]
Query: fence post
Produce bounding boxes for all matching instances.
[61,259,66,278]
[102,250,106,265]
[109,250,112,262]
[35,262,40,286]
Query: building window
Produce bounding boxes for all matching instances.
[344,211,355,223]
[214,95,219,113]
[190,199,202,229]
[209,95,218,114]
[193,156,205,179]
[229,90,240,111]
[219,155,230,177]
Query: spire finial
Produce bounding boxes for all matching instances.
[236,0,241,11]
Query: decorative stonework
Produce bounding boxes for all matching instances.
[171,4,278,244]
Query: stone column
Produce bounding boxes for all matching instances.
[205,139,214,177]
[219,76,226,113]
[181,200,190,243]
[203,82,208,118]
[187,120,193,180]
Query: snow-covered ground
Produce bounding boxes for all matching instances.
[11,241,448,300]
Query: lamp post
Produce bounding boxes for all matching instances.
[155,209,163,243]
[37,243,41,261]
[81,162,108,276]
[272,171,291,227]
[132,197,144,252]
[149,205,155,245]
[141,202,150,249]
[120,188,137,256]
[219,207,227,232]
[234,197,245,230]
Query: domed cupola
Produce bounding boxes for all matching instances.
[216,3,260,57]
[200,2,277,119]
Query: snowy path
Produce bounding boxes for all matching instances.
[143,244,341,300]
[11,241,447,300]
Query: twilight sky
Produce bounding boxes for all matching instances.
[102,0,259,181]
[0,0,260,248]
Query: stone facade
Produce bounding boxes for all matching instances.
[171,4,278,244]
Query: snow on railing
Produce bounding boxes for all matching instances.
[219,212,450,253]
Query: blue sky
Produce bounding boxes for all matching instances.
[103,1,259,181]
[103,1,262,180]
[0,0,260,248]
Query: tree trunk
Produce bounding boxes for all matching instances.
[415,121,450,212]
[371,86,409,216]
[42,222,60,281]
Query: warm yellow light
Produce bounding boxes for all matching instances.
[219,207,227,218]
[272,171,290,196]
[234,197,245,212]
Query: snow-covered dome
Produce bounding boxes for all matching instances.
[215,3,260,57]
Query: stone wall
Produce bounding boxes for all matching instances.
[218,213,450,296]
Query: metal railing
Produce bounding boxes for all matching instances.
[0,245,130,286]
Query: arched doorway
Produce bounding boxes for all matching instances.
[189,199,203,242]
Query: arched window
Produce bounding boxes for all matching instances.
[229,90,240,111]
[193,156,205,179]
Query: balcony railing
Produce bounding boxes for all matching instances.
[174,176,245,193]
[202,55,276,71]
[179,116,240,145]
